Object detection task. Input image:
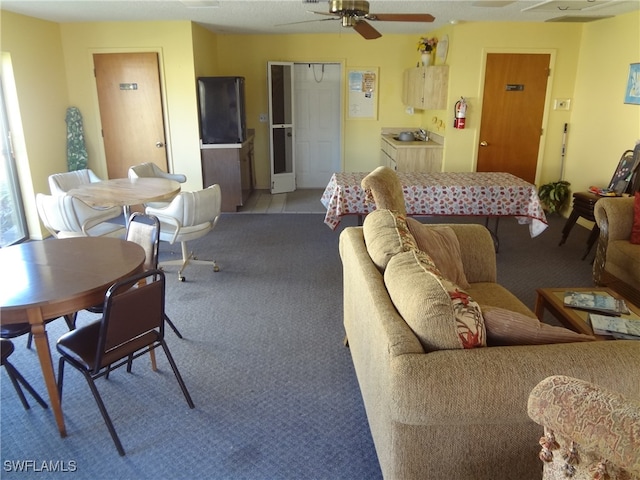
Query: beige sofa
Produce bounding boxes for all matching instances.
[594,196,640,305]
[339,210,640,480]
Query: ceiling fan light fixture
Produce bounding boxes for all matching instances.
[341,16,357,27]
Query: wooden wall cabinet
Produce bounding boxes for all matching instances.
[380,135,443,173]
[402,65,449,110]
[201,135,254,212]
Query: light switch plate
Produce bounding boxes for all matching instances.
[554,99,571,110]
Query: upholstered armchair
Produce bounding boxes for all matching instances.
[593,196,640,305]
[528,375,640,480]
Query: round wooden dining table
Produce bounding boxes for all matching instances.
[0,237,145,437]
[67,177,180,221]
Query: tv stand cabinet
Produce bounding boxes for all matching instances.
[201,133,254,212]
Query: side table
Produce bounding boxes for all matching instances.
[558,191,600,260]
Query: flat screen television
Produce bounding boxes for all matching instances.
[197,76,246,144]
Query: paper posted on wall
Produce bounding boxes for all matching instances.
[563,291,630,316]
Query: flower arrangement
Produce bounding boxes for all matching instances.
[417,37,438,53]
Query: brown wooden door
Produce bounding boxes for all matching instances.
[94,52,167,179]
[477,53,550,183]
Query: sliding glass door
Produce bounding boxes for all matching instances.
[0,82,27,247]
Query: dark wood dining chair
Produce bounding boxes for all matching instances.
[1,338,48,410]
[56,269,194,456]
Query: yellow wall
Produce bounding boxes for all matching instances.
[213,33,423,185]
[192,22,219,77]
[2,8,639,239]
[0,11,68,238]
[565,11,640,194]
[428,22,584,180]
[58,20,204,192]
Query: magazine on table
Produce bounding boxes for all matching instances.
[589,313,640,339]
[563,291,630,316]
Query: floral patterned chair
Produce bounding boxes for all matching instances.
[528,375,640,480]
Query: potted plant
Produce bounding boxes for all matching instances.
[538,180,571,214]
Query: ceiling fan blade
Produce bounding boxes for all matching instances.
[310,10,340,17]
[276,17,339,27]
[353,20,381,39]
[369,13,435,22]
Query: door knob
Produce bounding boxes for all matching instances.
[155,142,165,148]
[480,141,488,147]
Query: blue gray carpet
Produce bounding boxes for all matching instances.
[0,212,595,478]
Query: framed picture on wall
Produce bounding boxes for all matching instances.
[624,63,640,105]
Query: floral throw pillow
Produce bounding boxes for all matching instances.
[384,249,486,351]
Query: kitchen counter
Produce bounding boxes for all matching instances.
[380,131,443,173]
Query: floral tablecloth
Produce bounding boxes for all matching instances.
[320,171,548,237]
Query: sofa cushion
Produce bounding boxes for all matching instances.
[482,307,596,346]
[471,284,537,318]
[384,249,486,351]
[363,209,419,270]
[407,218,471,289]
[631,192,640,244]
[361,166,407,215]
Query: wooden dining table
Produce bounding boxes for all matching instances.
[0,237,145,436]
[67,177,181,222]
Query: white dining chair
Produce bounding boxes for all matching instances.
[128,163,186,208]
[36,193,125,239]
[145,185,221,282]
[48,169,103,196]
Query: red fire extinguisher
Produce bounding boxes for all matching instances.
[454,97,467,129]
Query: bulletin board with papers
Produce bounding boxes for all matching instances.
[347,68,378,119]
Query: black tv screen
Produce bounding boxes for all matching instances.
[197,77,246,144]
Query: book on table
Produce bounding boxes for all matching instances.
[589,313,640,340]
[563,291,630,316]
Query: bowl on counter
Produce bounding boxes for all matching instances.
[395,131,415,141]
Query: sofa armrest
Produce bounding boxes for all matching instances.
[528,375,640,476]
[594,196,635,242]
[447,224,497,283]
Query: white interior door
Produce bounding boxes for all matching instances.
[268,62,295,194]
[294,63,341,189]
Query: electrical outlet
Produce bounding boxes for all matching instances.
[259,113,268,123]
[554,99,571,111]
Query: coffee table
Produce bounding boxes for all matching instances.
[535,287,640,337]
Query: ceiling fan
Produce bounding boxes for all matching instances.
[295,0,435,39]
